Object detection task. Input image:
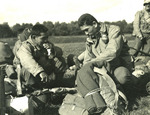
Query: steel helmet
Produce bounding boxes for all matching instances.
[144,0,150,5]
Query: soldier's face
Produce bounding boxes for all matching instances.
[145,3,150,12]
[35,33,48,47]
[80,22,99,39]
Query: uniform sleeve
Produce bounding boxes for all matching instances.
[133,11,143,37]
[78,51,85,62]
[17,44,44,77]
[92,26,123,62]
[13,40,22,56]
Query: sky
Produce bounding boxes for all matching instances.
[0,0,144,27]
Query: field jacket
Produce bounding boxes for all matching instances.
[17,37,53,77]
[133,9,150,38]
[78,23,129,68]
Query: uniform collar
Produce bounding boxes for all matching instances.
[100,23,108,35]
[86,37,100,48]
[27,36,41,50]
[86,23,108,48]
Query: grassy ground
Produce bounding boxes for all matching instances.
[1,34,150,115]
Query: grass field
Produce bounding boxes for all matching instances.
[1,34,150,115]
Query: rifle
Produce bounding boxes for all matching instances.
[129,47,150,56]
[29,87,77,96]
[16,64,22,95]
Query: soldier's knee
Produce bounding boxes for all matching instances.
[114,66,131,85]
[67,54,76,67]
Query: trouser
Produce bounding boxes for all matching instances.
[113,66,137,97]
[20,68,43,90]
[77,62,106,114]
[132,36,150,56]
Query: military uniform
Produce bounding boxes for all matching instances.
[78,23,131,72]
[13,28,31,67]
[16,37,68,88]
[131,5,150,95]
[132,9,150,56]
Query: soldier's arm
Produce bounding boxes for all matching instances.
[133,11,143,38]
[17,44,44,77]
[78,51,85,63]
[91,26,123,62]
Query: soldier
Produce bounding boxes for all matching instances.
[75,13,137,114]
[132,0,150,58]
[77,13,132,73]
[16,24,74,91]
[130,0,150,95]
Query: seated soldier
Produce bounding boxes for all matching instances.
[76,13,133,73]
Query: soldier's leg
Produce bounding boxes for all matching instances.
[131,37,143,56]
[113,66,139,105]
[142,38,150,55]
[21,67,42,90]
[77,63,106,114]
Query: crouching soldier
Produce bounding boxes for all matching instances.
[16,24,76,92]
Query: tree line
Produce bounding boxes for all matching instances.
[0,20,133,38]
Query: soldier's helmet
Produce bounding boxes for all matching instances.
[144,0,150,5]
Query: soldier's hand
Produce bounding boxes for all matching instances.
[146,60,150,69]
[48,73,56,82]
[39,72,48,83]
[134,56,146,62]
[138,34,144,40]
[43,43,53,49]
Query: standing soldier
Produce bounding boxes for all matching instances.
[131,0,150,97]
[132,0,150,58]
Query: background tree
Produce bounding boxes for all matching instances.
[12,23,22,36]
[123,22,133,34]
[43,21,54,36]
[67,21,84,35]
[0,23,13,38]
[0,20,134,38]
